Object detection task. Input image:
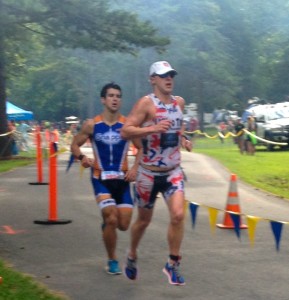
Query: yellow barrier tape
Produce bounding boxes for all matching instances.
[0,130,16,137]
[242,129,287,146]
[185,129,288,146]
[50,147,69,157]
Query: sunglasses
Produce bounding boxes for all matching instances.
[154,72,176,79]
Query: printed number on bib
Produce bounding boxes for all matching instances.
[101,171,125,180]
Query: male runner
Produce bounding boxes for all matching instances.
[71,82,140,274]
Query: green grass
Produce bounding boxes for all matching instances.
[192,133,289,200]
[0,151,67,300]
[0,261,67,300]
[0,159,35,173]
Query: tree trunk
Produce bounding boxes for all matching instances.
[0,0,11,159]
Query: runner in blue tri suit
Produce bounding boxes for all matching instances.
[71,82,141,275]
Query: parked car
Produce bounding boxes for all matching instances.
[244,102,289,150]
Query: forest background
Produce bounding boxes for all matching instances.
[1,0,289,126]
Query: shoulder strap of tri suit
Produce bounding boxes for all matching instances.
[147,93,157,105]
[118,114,126,124]
[93,115,102,123]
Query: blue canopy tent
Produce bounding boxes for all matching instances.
[6,101,34,121]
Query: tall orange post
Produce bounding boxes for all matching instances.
[49,139,57,221]
[34,132,72,225]
[29,126,48,185]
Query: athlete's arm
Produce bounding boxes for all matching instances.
[125,138,142,182]
[70,119,94,167]
[121,96,172,140]
[176,96,193,152]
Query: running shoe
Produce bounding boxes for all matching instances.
[163,261,185,286]
[105,260,122,275]
[124,256,138,280]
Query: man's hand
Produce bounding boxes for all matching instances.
[181,137,193,152]
[153,119,172,133]
[80,156,94,168]
[125,166,138,182]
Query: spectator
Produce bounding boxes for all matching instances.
[234,118,245,154]
[217,122,227,143]
[17,121,31,151]
[8,120,19,155]
[246,116,258,155]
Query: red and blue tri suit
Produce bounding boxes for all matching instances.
[136,94,185,209]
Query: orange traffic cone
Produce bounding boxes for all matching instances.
[217,174,247,229]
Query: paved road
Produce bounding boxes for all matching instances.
[1,149,289,300]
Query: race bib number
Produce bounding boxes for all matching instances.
[160,132,179,148]
[101,171,125,180]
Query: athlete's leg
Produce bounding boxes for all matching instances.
[124,209,150,280]
[128,207,153,259]
[100,198,119,260]
[162,191,186,286]
[167,191,185,261]
[117,207,133,231]
[127,166,157,259]
[100,198,122,274]
[117,182,134,231]
[163,168,186,263]
[92,177,121,261]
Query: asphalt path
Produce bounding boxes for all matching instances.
[1,148,289,300]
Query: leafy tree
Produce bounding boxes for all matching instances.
[0,0,169,158]
[121,0,289,125]
[3,0,289,154]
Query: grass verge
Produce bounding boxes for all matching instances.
[193,134,289,200]
[0,261,67,300]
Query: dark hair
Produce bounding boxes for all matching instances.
[100,82,122,98]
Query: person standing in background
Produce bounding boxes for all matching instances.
[234,118,245,154]
[8,120,19,155]
[246,116,258,155]
[18,120,31,151]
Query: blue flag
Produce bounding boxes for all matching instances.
[66,153,75,173]
[189,202,199,228]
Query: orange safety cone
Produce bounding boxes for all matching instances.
[217,174,247,229]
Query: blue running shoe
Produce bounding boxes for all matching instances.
[163,261,185,286]
[124,257,138,280]
[106,260,122,275]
